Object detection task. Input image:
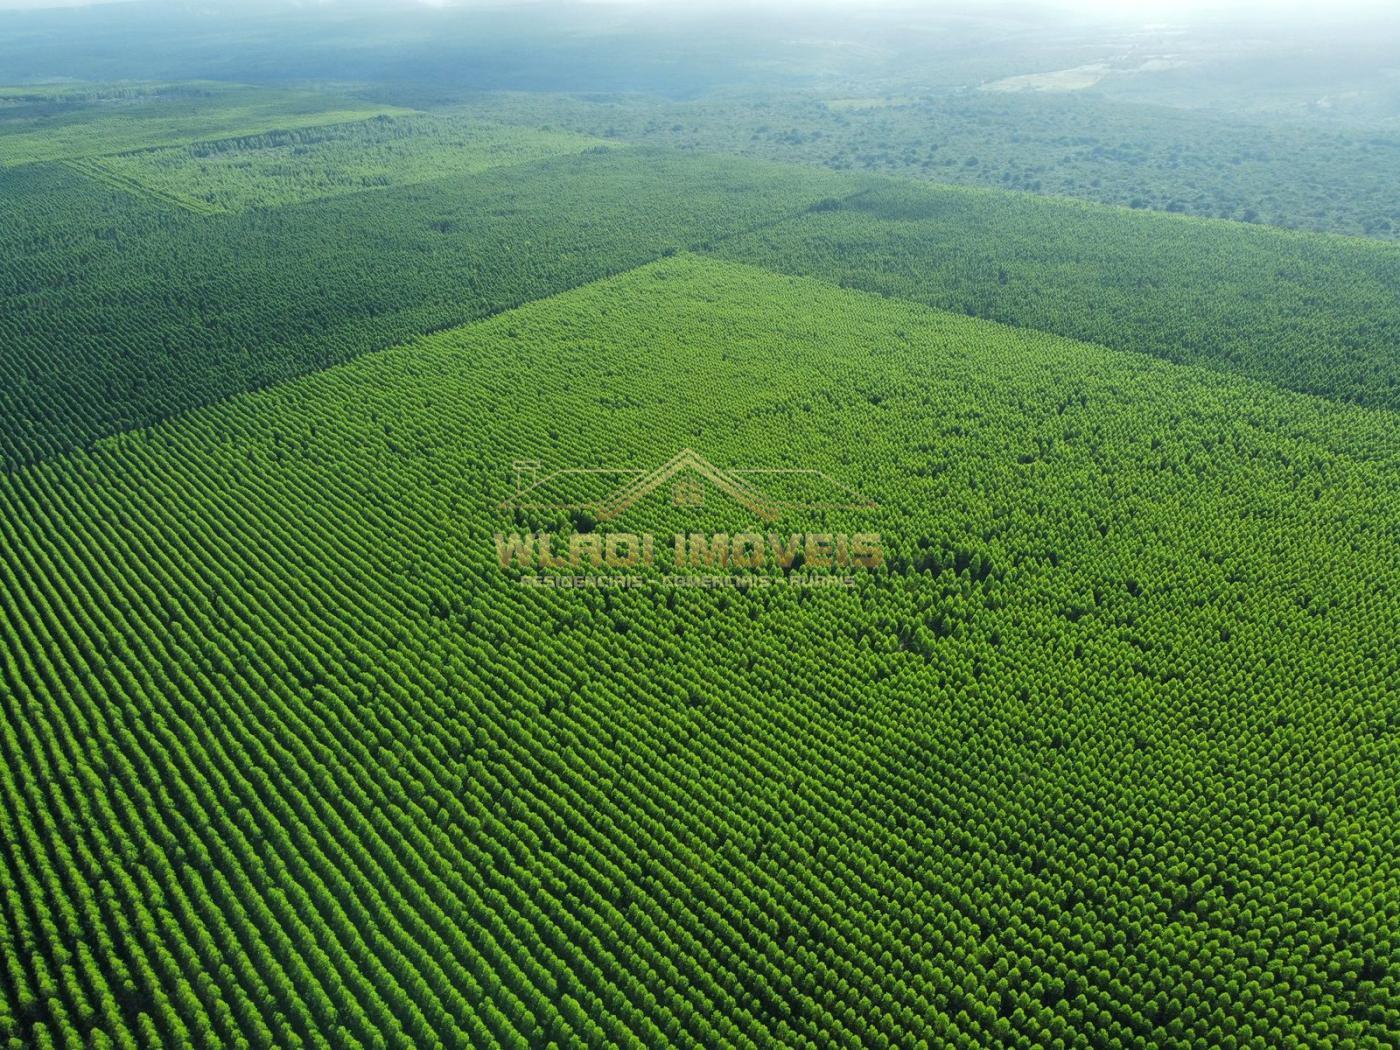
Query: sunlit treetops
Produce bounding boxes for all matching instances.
[1,255,1396,1048]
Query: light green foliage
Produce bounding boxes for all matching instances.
[716,181,1400,409]
[0,81,410,167]
[2,255,1396,1047]
[81,114,616,212]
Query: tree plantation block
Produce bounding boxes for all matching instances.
[4,11,1400,1040]
[0,254,1395,1048]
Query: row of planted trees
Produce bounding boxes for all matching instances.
[1,254,1397,1048]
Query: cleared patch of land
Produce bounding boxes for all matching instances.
[981,63,1111,93]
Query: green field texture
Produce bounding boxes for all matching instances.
[9,136,1400,474]
[715,180,1400,410]
[0,81,411,167]
[2,255,1397,1048]
[74,114,617,213]
[457,90,1400,240]
[0,149,854,468]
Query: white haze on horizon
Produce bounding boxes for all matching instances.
[1,0,1396,14]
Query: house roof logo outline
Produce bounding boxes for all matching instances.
[503,447,876,522]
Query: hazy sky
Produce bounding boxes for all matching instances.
[0,0,1395,12]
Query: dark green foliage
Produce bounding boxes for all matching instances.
[458,90,1400,239]
[716,181,1400,409]
[0,81,406,166]
[0,148,852,467]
